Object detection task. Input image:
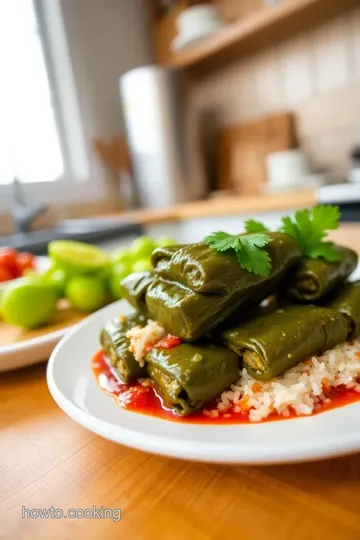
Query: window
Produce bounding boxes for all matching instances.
[0,0,63,184]
[0,0,102,211]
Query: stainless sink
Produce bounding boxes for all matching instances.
[0,219,143,254]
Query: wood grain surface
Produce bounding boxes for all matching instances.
[102,189,317,225]
[1,224,360,540]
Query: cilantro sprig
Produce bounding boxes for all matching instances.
[204,231,272,277]
[280,205,341,262]
[204,205,342,276]
[244,219,269,233]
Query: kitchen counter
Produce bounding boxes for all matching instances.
[101,189,316,224]
[1,223,360,539]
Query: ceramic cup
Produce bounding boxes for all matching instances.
[266,149,312,189]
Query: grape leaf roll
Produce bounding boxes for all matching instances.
[146,233,301,341]
[119,271,155,315]
[285,246,357,302]
[326,280,360,339]
[100,313,147,382]
[146,343,240,416]
[222,305,349,381]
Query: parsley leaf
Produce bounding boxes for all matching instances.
[280,205,341,262]
[204,232,272,277]
[244,219,269,233]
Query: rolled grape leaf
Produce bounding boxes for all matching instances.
[285,246,357,302]
[100,313,147,382]
[326,280,360,339]
[146,233,301,341]
[151,233,299,294]
[146,343,240,416]
[119,271,155,315]
[222,305,349,381]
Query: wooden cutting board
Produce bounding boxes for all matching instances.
[217,112,296,195]
[0,300,87,346]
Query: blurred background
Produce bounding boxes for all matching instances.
[1,0,360,249]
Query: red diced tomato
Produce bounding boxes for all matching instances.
[154,335,182,349]
[16,252,36,275]
[0,248,19,277]
[0,266,14,283]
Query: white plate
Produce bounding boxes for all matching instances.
[47,298,360,465]
[0,256,78,372]
[0,326,78,372]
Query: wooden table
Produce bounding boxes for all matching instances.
[2,224,360,540]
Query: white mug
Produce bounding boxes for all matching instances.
[266,150,312,189]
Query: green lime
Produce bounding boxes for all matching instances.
[48,240,109,274]
[109,261,132,300]
[65,276,107,312]
[109,276,122,300]
[1,277,57,329]
[93,262,112,281]
[111,247,132,264]
[43,265,70,298]
[132,259,152,273]
[156,236,176,247]
[112,261,132,278]
[130,237,155,259]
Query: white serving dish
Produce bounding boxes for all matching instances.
[47,264,360,465]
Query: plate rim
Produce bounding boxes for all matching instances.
[46,299,360,465]
[0,325,72,356]
[0,254,74,370]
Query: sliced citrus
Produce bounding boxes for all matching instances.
[48,240,109,274]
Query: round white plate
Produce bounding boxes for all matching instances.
[47,298,360,465]
[0,256,78,372]
[0,326,78,373]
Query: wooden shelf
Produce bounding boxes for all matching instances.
[168,0,358,73]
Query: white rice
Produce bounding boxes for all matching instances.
[211,339,360,422]
[126,320,166,367]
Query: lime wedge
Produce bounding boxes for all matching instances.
[48,240,109,274]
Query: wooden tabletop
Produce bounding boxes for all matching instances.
[1,224,360,540]
[101,189,316,225]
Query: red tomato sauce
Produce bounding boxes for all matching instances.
[92,350,360,424]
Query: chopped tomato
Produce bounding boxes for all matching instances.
[0,248,19,277]
[16,252,36,274]
[154,335,182,349]
[0,266,14,283]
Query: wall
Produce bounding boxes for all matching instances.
[186,6,360,188]
[61,0,153,138]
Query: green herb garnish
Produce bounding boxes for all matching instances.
[204,232,272,277]
[244,219,269,233]
[280,205,342,262]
